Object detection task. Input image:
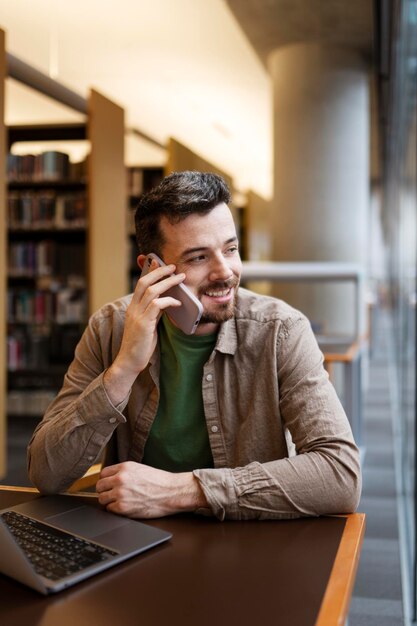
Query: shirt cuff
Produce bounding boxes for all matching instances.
[75,371,127,436]
[193,463,280,521]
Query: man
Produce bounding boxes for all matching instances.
[28,171,361,521]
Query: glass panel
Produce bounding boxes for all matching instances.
[383,0,417,616]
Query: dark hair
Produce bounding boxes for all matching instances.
[134,170,231,256]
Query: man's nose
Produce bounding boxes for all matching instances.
[209,255,233,282]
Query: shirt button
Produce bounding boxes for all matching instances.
[87,456,94,461]
[206,374,213,382]
[109,417,117,424]
[211,425,219,433]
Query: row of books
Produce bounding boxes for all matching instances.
[8,288,87,325]
[7,390,57,417]
[7,151,87,182]
[8,241,86,278]
[8,327,49,371]
[8,324,83,373]
[8,192,87,230]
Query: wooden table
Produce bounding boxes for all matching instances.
[0,487,365,626]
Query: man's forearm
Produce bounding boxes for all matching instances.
[194,439,361,521]
[28,372,125,493]
[103,362,138,406]
[173,472,209,513]
[96,462,209,518]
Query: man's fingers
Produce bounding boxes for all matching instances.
[99,463,122,479]
[97,490,116,506]
[140,273,185,307]
[146,296,181,317]
[131,264,180,304]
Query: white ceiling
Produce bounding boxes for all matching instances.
[1,0,272,198]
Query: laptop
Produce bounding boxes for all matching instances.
[0,494,172,594]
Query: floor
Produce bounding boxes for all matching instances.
[0,310,407,625]
[348,313,405,625]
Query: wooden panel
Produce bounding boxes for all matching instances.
[0,29,7,479]
[315,513,366,626]
[87,89,127,314]
[166,137,233,189]
[166,137,238,224]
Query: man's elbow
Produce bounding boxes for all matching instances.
[28,468,60,495]
[27,455,69,495]
[331,464,362,514]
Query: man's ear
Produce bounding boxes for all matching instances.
[137,254,147,269]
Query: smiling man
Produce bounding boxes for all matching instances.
[28,171,361,520]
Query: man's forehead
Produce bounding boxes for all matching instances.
[160,203,234,234]
[159,203,237,253]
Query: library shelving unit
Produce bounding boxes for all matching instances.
[7,128,89,421]
[127,166,164,291]
[0,27,127,478]
[0,30,6,477]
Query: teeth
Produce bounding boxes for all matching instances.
[206,288,230,297]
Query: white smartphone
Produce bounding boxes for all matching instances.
[140,253,203,335]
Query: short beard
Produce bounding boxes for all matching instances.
[198,278,239,324]
[200,305,235,324]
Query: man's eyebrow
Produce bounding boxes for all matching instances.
[180,237,238,258]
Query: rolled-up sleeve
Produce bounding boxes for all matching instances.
[27,315,128,494]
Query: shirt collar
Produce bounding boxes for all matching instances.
[149,311,238,359]
[215,316,237,355]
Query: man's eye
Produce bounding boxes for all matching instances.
[188,255,206,263]
[226,246,239,254]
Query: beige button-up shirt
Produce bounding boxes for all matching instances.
[28,288,361,520]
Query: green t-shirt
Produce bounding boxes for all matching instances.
[142,315,217,472]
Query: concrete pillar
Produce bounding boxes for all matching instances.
[268,43,369,335]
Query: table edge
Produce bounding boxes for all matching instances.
[315,512,366,626]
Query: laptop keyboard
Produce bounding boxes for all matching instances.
[1,510,118,581]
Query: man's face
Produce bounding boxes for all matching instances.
[159,202,242,334]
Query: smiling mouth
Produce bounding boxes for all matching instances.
[205,288,232,297]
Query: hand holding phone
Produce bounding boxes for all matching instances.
[140,253,203,335]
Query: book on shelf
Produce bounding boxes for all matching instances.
[7,315,85,372]
[38,151,70,181]
[127,167,144,196]
[7,326,49,372]
[127,166,164,198]
[8,151,70,182]
[8,241,86,279]
[8,191,87,230]
[7,287,86,325]
[7,389,57,417]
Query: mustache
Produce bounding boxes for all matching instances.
[199,277,239,293]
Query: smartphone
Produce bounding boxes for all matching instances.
[140,253,203,335]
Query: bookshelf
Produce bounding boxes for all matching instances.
[6,132,88,420]
[0,30,6,477]
[127,166,164,290]
[0,32,127,479]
